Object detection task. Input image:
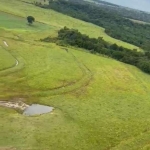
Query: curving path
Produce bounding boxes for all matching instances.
[0,41,19,73]
[3,41,19,67]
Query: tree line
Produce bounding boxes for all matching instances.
[39,0,150,51]
[42,27,150,74]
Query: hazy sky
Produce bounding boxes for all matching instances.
[103,0,150,12]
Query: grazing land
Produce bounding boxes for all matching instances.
[0,0,150,150]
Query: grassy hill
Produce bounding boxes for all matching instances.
[0,0,150,150]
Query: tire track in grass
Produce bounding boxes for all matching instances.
[0,41,24,77]
[18,37,94,91]
[3,41,19,67]
[31,47,93,97]
[0,41,19,72]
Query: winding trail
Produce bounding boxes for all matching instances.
[3,41,8,47]
[2,40,19,68]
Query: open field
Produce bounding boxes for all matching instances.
[0,0,150,150]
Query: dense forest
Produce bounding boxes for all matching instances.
[39,0,150,51]
[42,27,150,74]
[92,0,150,23]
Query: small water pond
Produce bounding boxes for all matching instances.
[23,104,54,116]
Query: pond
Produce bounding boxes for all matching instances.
[23,104,54,116]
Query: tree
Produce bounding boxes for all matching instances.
[137,60,150,73]
[110,43,119,51]
[27,16,35,25]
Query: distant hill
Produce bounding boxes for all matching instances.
[86,0,119,7]
[86,0,150,23]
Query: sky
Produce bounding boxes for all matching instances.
[103,0,150,12]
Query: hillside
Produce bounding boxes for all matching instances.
[0,0,150,150]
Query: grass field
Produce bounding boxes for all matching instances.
[0,0,150,150]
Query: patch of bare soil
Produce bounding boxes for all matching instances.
[0,147,16,150]
[0,100,29,111]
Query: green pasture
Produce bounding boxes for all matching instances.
[0,0,150,150]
